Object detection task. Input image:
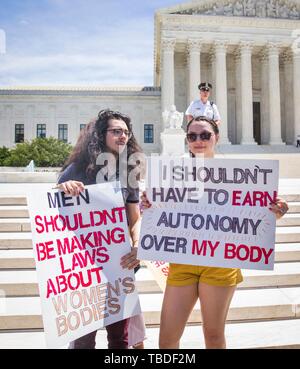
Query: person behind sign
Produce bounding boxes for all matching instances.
[141,116,289,349]
[56,109,145,349]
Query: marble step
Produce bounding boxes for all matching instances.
[288,202,300,213]
[275,227,300,243]
[1,262,300,297]
[0,213,299,232]
[0,219,31,232]
[82,318,300,349]
[0,197,27,206]
[104,318,300,349]
[281,194,300,202]
[273,243,300,262]
[0,249,34,259]
[0,206,29,219]
[277,213,300,227]
[0,233,33,249]
[0,258,36,269]
[1,318,300,349]
[1,287,300,330]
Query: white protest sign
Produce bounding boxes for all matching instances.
[138,158,279,271]
[27,182,141,348]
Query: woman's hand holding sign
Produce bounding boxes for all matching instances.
[141,191,151,210]
[269,197,289,220]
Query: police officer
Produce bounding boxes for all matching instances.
[185,82,221,125]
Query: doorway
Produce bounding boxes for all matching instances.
[253,102,261,145]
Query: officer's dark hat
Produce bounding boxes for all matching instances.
[198,82,212,91]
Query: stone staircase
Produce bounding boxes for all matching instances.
[1,194,300,349]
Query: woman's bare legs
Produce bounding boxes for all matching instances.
[159,284,198,349]
[198,283,236,349]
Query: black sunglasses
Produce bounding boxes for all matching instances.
[200,88,210,92]
[186,131,213,142]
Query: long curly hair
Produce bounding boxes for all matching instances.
[62,109,143,181]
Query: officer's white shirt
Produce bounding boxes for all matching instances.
[185,99,221,121]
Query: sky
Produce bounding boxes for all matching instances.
[0,0,181,87]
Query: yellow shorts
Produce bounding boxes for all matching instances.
[167,263,243,287]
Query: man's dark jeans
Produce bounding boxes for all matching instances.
[69,318,129,349]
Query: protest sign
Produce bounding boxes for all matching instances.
[27,182,141,348]
[143,260,169,292]
[138,158,279,271]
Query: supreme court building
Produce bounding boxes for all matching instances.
[1,0,300,154]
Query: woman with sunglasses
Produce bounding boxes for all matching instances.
[141,116,289,349]
[56,109,145,349]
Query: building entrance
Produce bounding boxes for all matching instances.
[253,102,261,145]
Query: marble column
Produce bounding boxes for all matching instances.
[240,42,256,145]
[293,52,300,145]
[260,52,270,144]
[208,52,216,102]
[267,43,284,145]
[234,50,242,144]
[282,51,294,145]
[161,38,176,114]
[187,39,202,103]
[214,41,231,144]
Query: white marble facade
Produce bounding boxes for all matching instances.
[0,89,162,155]
[1,0,300,151]
[156,0,300,147]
